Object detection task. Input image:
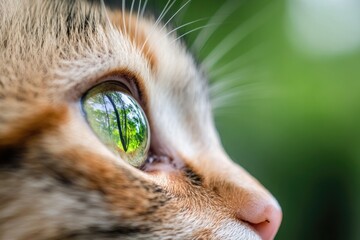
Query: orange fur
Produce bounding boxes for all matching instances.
[0,1,281,239]
[0,106,67,147]
[108,10,158,70]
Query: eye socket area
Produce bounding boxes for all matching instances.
[81,81,150,168]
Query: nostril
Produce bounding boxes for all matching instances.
[237,201,282,240]
[250,208,282,240]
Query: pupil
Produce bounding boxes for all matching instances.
[104,93,129,152]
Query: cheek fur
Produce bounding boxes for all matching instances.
[0,1,281,239]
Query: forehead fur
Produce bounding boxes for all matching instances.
[0,0,216,156]
[0,1,97,59]
[0,0,202,90]
[0,0,190,76]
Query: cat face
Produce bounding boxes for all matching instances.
[0,1,281,239]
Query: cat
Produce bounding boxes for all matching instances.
[0,0,282,239]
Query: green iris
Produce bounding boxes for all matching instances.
[82,82,150,167]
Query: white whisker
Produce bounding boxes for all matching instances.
[209,75,249,96]
[128,0,135,32]
[210,67,256,86]
[100,0,111,26]
[209,71,267,109]
[212,100,254,112]
[212,82,260,99]
[209,45,264,78]
[212,93,247,109]
[203,3,274,70]
[174,0,192,23]
[211,83,263,110]
[160,0,191,32]
[134,0,141,41]
[191,0,244,52]
[154,0,177,28]
[165,18,208,38]
[171,23,218,44]
[121,0,127,36]
[140,0,175,53]
[140,0,148,19]
[212,91,270,112]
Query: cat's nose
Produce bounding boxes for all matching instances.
[190,151,282,239]
[236,196,282,240]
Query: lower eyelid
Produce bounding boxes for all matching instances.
[141,153,184,173]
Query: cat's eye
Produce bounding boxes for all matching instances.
[82,82,150,168]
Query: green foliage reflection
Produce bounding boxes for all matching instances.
[83,84,149,167]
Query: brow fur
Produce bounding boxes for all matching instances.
[3,2,159,90]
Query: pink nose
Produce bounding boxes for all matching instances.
[237,199,282,240]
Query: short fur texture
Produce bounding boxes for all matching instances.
[0,1,281,239]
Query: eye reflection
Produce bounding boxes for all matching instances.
[82,83,150,167]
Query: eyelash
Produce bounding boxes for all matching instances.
[65,68,143,102]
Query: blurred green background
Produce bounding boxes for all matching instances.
[110,0,360,239]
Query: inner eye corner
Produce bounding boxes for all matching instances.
[140,144,183,173]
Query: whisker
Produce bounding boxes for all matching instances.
[209,44,264,78]
[100,0,111,26]
[191,0,244,52]
[174,0,192,24]
[211,81,260,99]
[140,0,148,19]
[202,3,274,70]
[154,0,177,28]
[121,0,127,36]
[171,23,219,44]
[212,99,258,113]
[212,96,250,111]
[212,91,270,112]
[134,0,141,41]
[211,83,263,110]
[210,67,256,86]
[128,0,135,32]
[209,75,251,98]
[209,71,267,106]
[212,93,248,109]
[140,0,175,53]
[165,17,208,38]
[160,0,191,32]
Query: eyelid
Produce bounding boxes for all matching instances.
[93,75,141,101]
[97,73,147,111]
[65,68,144,103]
